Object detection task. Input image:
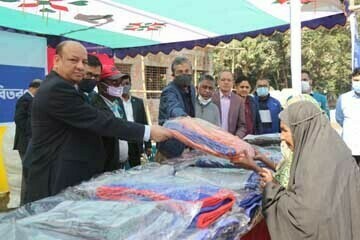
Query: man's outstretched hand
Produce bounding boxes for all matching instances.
[150,125,173,142]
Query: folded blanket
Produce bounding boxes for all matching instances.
[175,167,253,193]
[163,118,259,172]
[96,182,236,228]
[238,192,262,218]
[4,200,198,240]
[194,155,235,168]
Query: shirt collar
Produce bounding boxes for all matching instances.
[122,96,131,103]
[220,90,231,99]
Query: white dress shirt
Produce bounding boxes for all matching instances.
[122,97,134,122]
[336,90,360,155]
[220,91,231,131]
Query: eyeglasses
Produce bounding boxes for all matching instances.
[239,86,250,89]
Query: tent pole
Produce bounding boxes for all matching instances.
[290,0,302,94]
[141,55,152,126]
[350,13,358,71]
[194,54,198,86]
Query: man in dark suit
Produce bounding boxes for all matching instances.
[25,41,171,203]
[120,74,152,167]
[13,79,41,205]
[157,56,196,158]
[79,55,122,172]
[91,64,130,170]
[212,71,247,138]
[13,79,41,159]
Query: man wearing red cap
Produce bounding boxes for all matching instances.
[26,41,171,203]
[91,64,132,169]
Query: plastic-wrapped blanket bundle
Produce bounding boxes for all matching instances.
[95,176,236,228]
[194,155,236,168]
[162,150,207,172]
[176,167,253,193]
[243,133,281,145]
[179,214,250,240]
[164,118,260,172]
[0,200,200,240]
[238,192,263,219]
[0,162,260,240]
[60,163,175,200]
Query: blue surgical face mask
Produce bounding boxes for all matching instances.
[352,81,360,94]
[256,87,269,97]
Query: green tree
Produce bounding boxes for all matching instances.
[212,25,352,97]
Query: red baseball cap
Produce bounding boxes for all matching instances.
[100,65,127,80]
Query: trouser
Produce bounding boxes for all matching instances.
[18,151,27,205]
[353,155,360,166]
[0,192,10,212]
[20,167,29,205]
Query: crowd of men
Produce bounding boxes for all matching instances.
[13,40,360,205]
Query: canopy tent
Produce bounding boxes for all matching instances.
[0,0,347,58]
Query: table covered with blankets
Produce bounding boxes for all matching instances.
[0,130,281,239]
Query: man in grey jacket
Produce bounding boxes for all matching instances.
[195,74,220,126]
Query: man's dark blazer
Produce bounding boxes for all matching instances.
[89,93,123,172]
[13,92,33,156]
[125,96,152,167]
[26,71,145,203]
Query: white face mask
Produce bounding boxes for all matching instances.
[352,81,360,94]
[108,85,123,97]
[301,81,311,93]
[102,82,123,97]
[198,95,212,105]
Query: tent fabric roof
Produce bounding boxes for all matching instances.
[114,13,346,58]
[0,0,346,57]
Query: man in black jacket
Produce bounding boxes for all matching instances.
[120,74,152,167]
[13,79,41,159]
[80,55,122,172]
[91,64,129,170]
[13,79,41,204]
[25,41,171,203]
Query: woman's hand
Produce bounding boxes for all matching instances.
[259,168,273,188]
[255,150,277,171]
[230,150,262,173]
[253,150,267,162]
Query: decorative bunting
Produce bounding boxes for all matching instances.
[18,0,69,12]
[124,22,166,31]
[69,0,88,6]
